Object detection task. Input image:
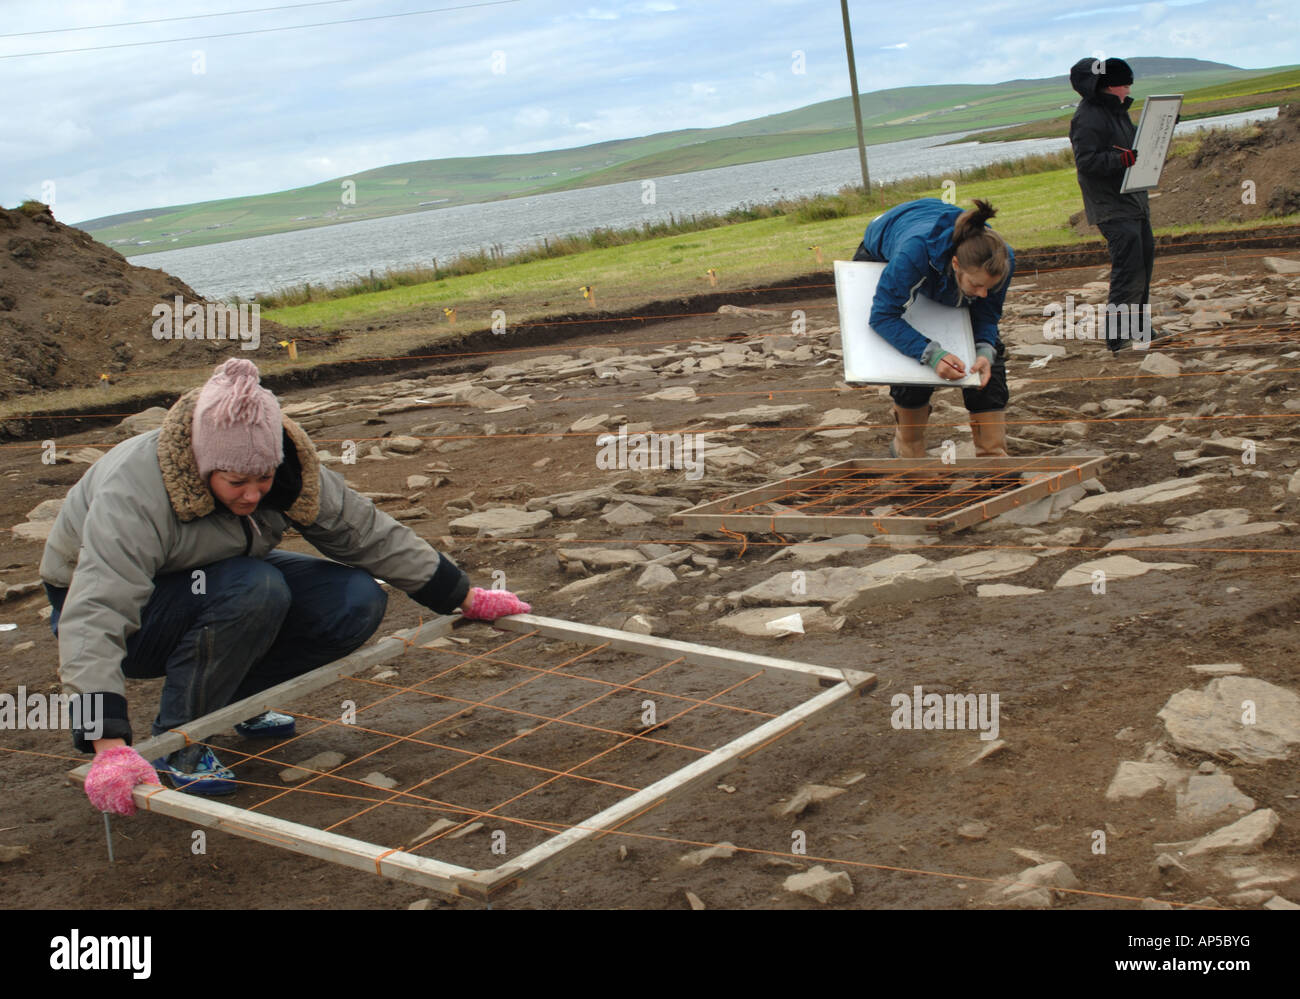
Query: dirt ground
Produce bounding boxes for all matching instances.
[2,240,1298,911]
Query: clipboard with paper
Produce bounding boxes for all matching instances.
[834,259,980,387]
[1120,94,1183,194]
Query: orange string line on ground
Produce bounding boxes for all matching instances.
[413,643,777,720]
[245,627,568,814]
[412,668,767,850]
[336,652,697,840]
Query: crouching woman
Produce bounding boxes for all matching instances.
[42,358,528,812]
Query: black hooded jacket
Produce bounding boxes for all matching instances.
[1068,57,1150,225]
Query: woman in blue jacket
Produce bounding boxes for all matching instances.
[852,197,1014,458]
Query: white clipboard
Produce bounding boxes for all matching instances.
[834,259,979,387]
[1120,94,1183,193]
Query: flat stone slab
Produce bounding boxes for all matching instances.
[740,556,930,607]
[569,413,610,432]
[935,551,1038,581]
[1263,256,1300,274]
[601,502,656,526]
[555,568,628,596]
[989,861,1080,907]
[984,483,1086,527]
[775,783,847,818]
[1166,508,1251,531]
[640,386,698,402]
[977,583,1045,597]
[11,522,53,543]
[636,564,677,591]
[361,771,399,790]
[1071,474,1217,513]
[526,487,614,517]
[1104,759,1191,801]
[383,436,424,454]
[449,508,552,538]
[26,499,64,522]
[1138,352,1182,377]
[280,751,347,783]
[1055,555,1192,588]
[783,865,853,903]
[557,547,646,570]
[1187,663,1245,676]
[701,404,811,424]
[715,606,845,637]
[699,444,762,469]
[1185,809,1280,858]
[1101,522,1284,550]
[678,842,738,867]
[831,569,963,612]
[764,534,875,564]
[1158,676,1300,763]
[1176,774,1255,823]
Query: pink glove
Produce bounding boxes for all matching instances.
[84,745,161,816]
[461,586,531,621]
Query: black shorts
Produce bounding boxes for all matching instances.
[889,341,1009,413]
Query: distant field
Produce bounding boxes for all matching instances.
[963,66,1300,143]
[74,60,1291,257]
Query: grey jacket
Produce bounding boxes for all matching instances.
[41,389,469,748]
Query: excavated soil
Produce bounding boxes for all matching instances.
[2,244,1298,911]
[0,203,297,400]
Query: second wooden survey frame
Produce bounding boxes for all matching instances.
[674,455,1111,535]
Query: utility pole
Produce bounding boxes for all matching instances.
[840,0,871,190]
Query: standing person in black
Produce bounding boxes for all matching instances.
[1069,56,1159,354]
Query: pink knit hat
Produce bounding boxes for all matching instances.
[191,358,283,480]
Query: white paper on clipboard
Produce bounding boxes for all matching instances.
[1120,94,1183,193]
[834,259,979,387]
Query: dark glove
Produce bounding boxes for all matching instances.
[1114,146,1138,168]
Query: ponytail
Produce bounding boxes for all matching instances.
[952,198,1010,284]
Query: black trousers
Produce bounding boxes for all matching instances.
[1097,215,1155,351]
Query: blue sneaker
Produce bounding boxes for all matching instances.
[152,745,238,796]
[234,710,296,739]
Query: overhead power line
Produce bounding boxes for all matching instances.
[0,0,521,59]
[0,1,358,38]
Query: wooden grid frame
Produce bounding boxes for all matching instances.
[673,455,1111,536]
[69,613,874,902]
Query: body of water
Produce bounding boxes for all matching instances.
[134,107,1279,301]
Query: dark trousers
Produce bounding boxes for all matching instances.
[1097,216,1155,351]
[48,551,387,737]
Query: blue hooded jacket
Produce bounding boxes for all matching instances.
[858,198,1014,362]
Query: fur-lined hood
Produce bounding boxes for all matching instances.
[156,387,322,524]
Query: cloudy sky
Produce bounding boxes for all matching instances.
[4,0,1297,223]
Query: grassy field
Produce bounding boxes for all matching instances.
[73,61,1288,256]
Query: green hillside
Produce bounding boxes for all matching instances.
[76,58,1292,256]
